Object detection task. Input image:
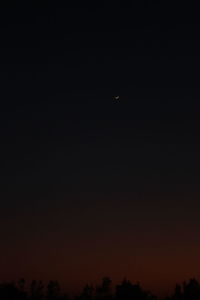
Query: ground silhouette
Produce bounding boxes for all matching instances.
[1,277,200,300]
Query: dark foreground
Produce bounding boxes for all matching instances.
[1,277,200,300]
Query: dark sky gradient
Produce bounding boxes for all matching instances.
[1,1,200,296]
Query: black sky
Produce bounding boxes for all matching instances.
[1,1,200,295]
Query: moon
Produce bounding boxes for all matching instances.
[114,96,120,100]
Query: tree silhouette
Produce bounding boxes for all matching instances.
[0,281,22,300]
[183,278,200,300]
[47,281,61,300]
[77,284,94,300]
[17,279,28,300]
[95,277,112,300]
[172,284,182,300]
[167,278,200,300]
[30,280,44,300]
[115,278,156,300]
[1,276,200,300]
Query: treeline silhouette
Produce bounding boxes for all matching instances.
[1,277,200,300]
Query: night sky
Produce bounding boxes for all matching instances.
[1,1,200,296]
